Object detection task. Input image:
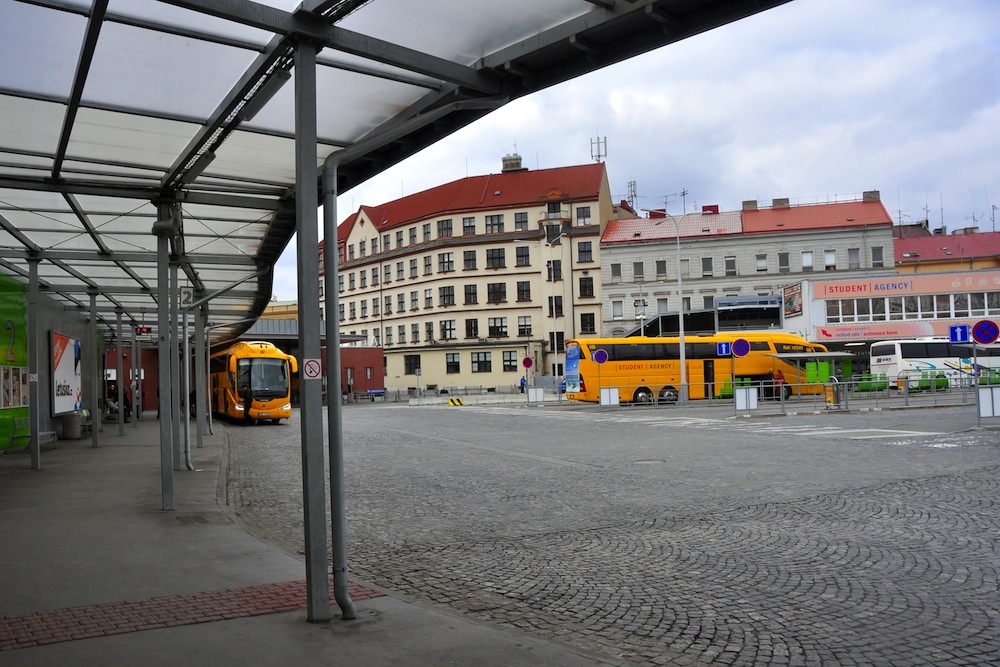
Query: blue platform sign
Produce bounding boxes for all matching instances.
[716,342,732,357]
[949,325,970,344]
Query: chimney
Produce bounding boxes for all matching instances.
[501,153,525,172]
[701,204,719,215]
[742,200,758,211]
[862,190,881,202]
[772,198,790,209]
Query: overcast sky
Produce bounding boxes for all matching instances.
[271,0,1000,301]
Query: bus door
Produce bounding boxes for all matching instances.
[704,360,715,398]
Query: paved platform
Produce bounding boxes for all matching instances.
[0,414,614,666]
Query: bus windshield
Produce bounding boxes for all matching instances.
[237,358,289,399]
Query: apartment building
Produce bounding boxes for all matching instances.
[600,192,896,338]
[327,155,635,393]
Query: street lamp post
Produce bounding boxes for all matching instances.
[654,213,687,403]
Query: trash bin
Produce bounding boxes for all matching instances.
[62,411,82,439]
[825,377,843,408]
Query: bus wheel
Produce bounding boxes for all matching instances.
[783,385,792,400]
[633,387,654,404]
[659,386,679,404]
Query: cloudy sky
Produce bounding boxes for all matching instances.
[271,0,1000,301]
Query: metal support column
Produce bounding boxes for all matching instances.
[26,255,41,468]
[153,205,176,511]
[294,37,331,622]
[170,260,181,470]
[194,302,207,448]
[116,309,125,435]
[89,290,101,448]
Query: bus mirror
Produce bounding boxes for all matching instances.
[229,356,237,374]
[289,356,298,373]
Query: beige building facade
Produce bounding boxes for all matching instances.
[328,156,635,394]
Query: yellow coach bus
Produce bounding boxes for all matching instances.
[565,332,827,404]
[209,341,298,424]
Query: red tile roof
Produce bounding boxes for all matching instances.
[602,211,741,244]
[894,231,1000,263]
[338,163,607,242]
[742,200,892,233]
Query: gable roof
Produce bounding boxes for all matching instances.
[895,231,1000,263]
[338,162,607,242]
[742,200,892,233]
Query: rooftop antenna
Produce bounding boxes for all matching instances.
[591,136,606,163]
[627,180,637,209]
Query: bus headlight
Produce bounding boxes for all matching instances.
[236,402,244,412]
[282,403,291,411]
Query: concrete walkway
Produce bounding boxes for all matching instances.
[0,414,615,666]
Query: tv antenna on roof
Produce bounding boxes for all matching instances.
[591,136,606,163]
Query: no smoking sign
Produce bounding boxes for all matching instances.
[303,358,323,380]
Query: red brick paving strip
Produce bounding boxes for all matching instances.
[0,581,383,651]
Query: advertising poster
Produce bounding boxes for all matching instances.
[52,331,82,415]
[783,283,803,318]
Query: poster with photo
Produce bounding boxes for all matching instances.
[2,366,10,408]
[52,332,83,415]
[783,283,803,318]
[20,368,28,406]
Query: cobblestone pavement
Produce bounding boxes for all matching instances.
[224,404,1000,666]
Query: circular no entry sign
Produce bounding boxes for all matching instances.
[522,357,533,369]
[972,319,999,345]
[732,338,750,358]
[593,348,609,364]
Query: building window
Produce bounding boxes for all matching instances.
[397,293,406,312]
[611,263,621,281]
[703,295,714,309]
[576,206,591,226]
[801,251,814,272]
[580,312,596,333]
[655,259,666,278]
[488,317,508,337]
[438,252,454,272]
[349,302,356,319]
[516,246,530,266]
[371,238,378,254]
[439,286,455,306]
[487,282,507,303]
[383,233,391,251]
[579,276,594,298]
[545,223,561,244]
[398,325,406,343]
[359,240,367,257]
[514,211,528,231]
[425,321,434,341]
[778,252,790,274]
[547,259,562,281]
[463,216,476,235]
[422,223,431,241]
[549,331,565,353]
[359,271,367,288]
[411,291,419,309]
[348,272,356,290]
[360,301,368,317]
[423,255,432,275]
[338,274,344,293]
[347,244,355,260]
[404,355,421,375]
[548,295,563,318]
[465,318,479,338]
[485,214,504,234]
[503,351,518,372]
[463,250,477,270]
[871,246,884,268]
[397,261,405,280]
[725,256,736,277]
[756,254,767,273]
[701,257,713,277]
[384,295,392,314]
[518,316,532,336]
[633,261,644,281]
[396,230,403,247]
[384,327,392,345]
[824,249,837,271]
[486,248,506,269]
[848,247,860,270]
[546,201,563,219]
[471,352,491,373]
[424,288,433,308]
[338,303,345,321]
[437,219,452,238]
[409,227,417,244]
[464,284,478,304]
[410,258,418,278]
[384,265,392,283]
[372,297,379,316]
[517,281,531,301]
[440,320,456,340]
[411,323,420,342]
[371,267,379,286]
[612,300,623,320]
[578,241,593,262]
[446,353,460,374]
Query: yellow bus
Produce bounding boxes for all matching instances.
[209,341,298,424]
[565,332,828,404]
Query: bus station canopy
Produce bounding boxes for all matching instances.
[0,0,791,343]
